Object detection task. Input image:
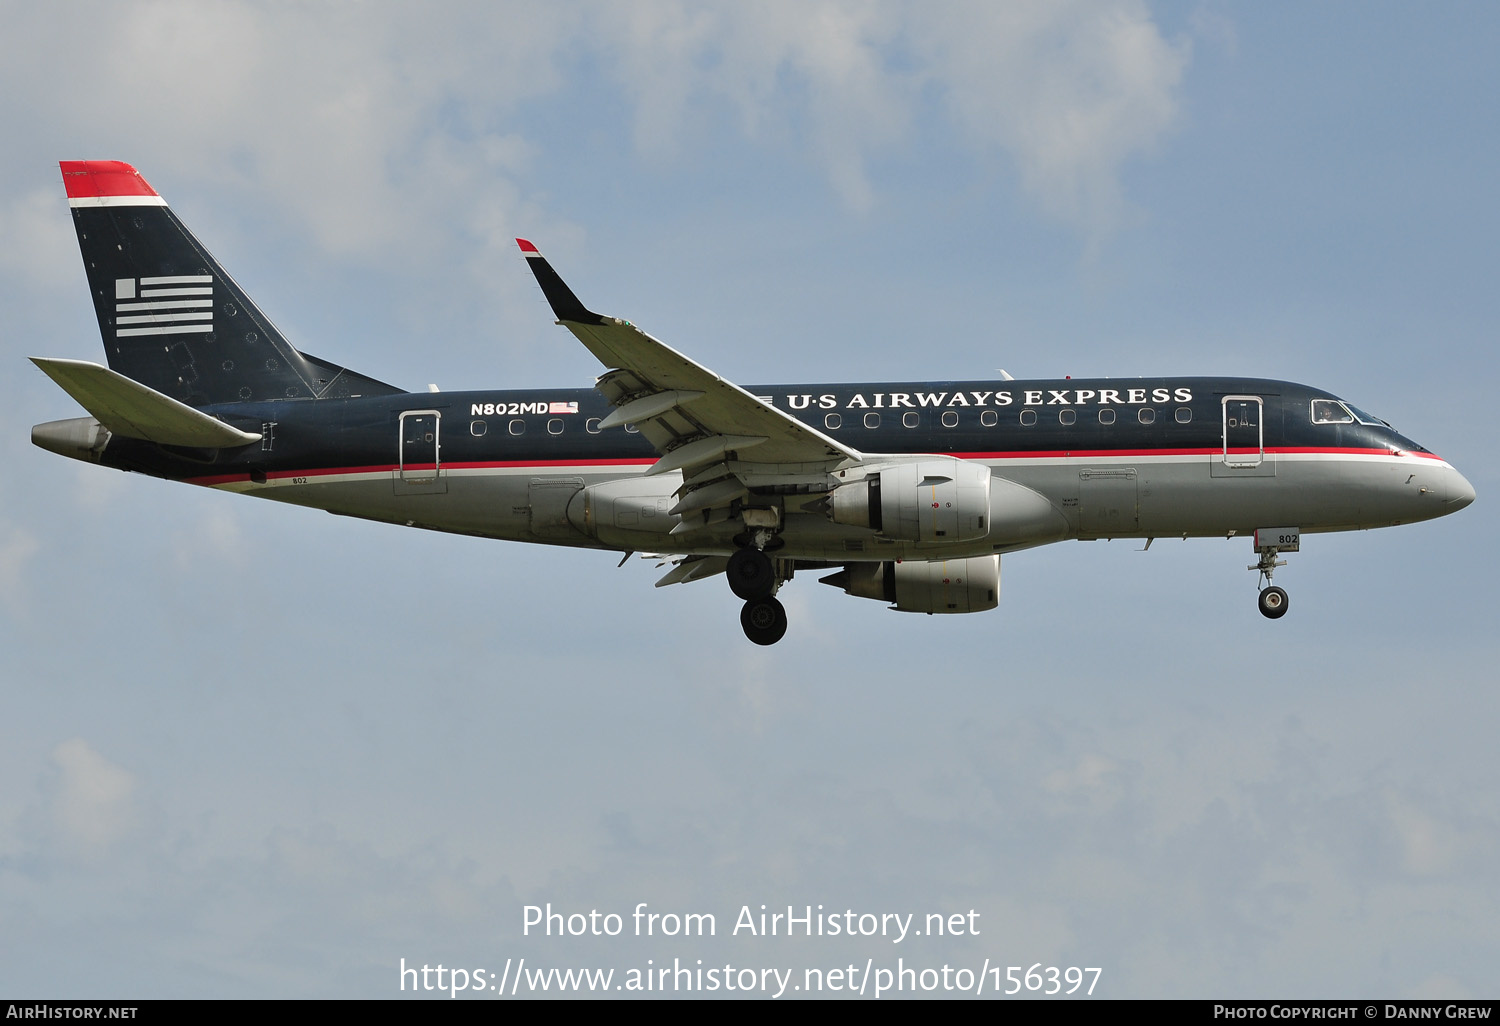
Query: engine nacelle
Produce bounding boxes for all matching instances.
[820,555,1000,614]
[828,458,991,543]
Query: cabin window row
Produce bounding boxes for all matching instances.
[469,418,641,437]
[821,407,1194,430]
[468,406,1196,437]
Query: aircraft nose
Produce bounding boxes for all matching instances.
[1446,465,1476,511]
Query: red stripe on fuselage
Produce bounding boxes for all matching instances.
[186,457,658,487]
[1276,446,1445,460]
[950,446,1436,461]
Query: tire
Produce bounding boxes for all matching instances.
[740,597,788,645]
[727,546,775,600]
[1258,585,1289,619]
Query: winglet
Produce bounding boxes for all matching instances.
[516,239,604,325]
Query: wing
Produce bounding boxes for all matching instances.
[517,240,861,534]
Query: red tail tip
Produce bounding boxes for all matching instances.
[516,238,540,254]
[59,160,159,200]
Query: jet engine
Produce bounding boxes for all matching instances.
[820,555,1000,614]
[828,458,991,543]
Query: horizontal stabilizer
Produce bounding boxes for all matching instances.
[31,358,261,448]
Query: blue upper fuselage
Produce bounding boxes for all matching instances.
[95,375,1446,483]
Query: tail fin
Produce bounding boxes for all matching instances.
[61,161,402,406]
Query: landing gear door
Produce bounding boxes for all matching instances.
[1079,467,1139,538]
[396,410,447,495]
[529,477,586,540]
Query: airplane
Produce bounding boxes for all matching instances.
[33,160,1475,645]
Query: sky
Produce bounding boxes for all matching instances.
[1,0,1497,1000]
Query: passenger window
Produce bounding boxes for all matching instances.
[980,410,998,427]
[1099,409,1116,425]
[941,411,959,428]
[1175,407,1192,424]
[1311,399,1354,424]
[470,419,488,437]
[863,413,882,429]
[1020,409,1037,427]
[902,412,919,428]
[1059,409,1076,426]
[1138,408,1155,425]
[586,418,602,434]
[508,419,525,436]
[824,413,842,430]
[547,418,563,435]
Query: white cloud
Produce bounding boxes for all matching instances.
[0,0,1189,348]
[1408,974,1475,1000]
[597,1,911,211]
[71,462,129,513]
[192,507,249,570]
[1384,790,1466,877]
[0,521,40,614]
[0,188,76,290]
[1042,752,1126,808]
[1,1,575,262]
[594,0,1189,226]
[49,738,139,853]
[911,0,1190,234]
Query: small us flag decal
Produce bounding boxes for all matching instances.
[114,275,214,337]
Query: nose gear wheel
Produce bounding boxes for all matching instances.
[1257,585,1289,619]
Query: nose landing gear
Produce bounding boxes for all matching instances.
[1248,527,1298,619]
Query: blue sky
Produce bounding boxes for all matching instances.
[1,1,1496,999]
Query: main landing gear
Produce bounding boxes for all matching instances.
[740,595,788,646]
[727,545,776,600]
[729,524,788,645]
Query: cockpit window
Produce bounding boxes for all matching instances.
[1311,399,1354,425]
[1344,402,1389,427]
